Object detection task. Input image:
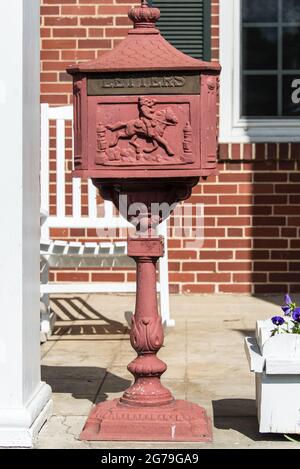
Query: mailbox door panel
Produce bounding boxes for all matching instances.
[86,95,201,177]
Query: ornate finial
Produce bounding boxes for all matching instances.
[128,1,160,29]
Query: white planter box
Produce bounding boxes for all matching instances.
[245,319,300,434]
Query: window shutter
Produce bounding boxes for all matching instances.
[150,0,211,61]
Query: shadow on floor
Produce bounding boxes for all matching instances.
[42,365,131,403]
[230,328,255,337]
[212,399,287,442]
[50,296,130,336]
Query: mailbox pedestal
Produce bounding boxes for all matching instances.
[67,0,220,442]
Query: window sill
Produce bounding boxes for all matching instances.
[219,121,300,143]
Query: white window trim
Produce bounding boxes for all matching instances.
[219,0,300,143]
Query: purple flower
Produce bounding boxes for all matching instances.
[292,308,300,323]
[281,294,294,316]
[271,316,285,326]
[285,294,292,305]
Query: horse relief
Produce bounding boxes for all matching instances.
[95,97,194,166]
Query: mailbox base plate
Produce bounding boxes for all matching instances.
[80,398,212,442]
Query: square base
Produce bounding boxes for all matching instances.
[80,399,212,442]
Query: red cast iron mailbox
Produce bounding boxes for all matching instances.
[67,0,221,442]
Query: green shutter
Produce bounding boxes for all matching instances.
[150,0,211,61]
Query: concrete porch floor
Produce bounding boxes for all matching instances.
[37,293,300,449]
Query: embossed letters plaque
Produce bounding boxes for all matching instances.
[87,71,200,96]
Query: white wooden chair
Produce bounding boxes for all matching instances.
[40,104,174,340]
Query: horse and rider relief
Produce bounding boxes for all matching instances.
[95,97,194,166]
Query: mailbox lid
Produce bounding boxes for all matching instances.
[67,2,220,76]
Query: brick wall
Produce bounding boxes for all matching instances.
[40,0,300,295]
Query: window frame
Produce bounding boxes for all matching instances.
[219,0,300,143]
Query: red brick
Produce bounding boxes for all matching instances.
[255,143,266,160]
[41,72,58,81]
[204,228,226,237]
[282,227,297,237]
[266,143,277,159]
[291,240,300,248]
[219,284,252,294]
[42,95,69,104]
[217,217,251,227]
[41,51,60,60]
[41,83,71,93]
[232,144,241,160]
[78,39,111,48]
[43,39,77,49]
[291,143,300,160]
[169,273,195,282]
[233,273,267,283]
[105,28,130,37]
[282,213,300,228]
[239,248,267,260]
[62,50,96,60]
[50,228,69,237]
[43,61,72,71]
[170,284,180,294]
[61,5,96,15]
[200,250,233,260]
[91,273,125,281]
[203,184,237,194]
[290,195,300,204]
[182,262,216,272]
[53,28,87,37]
[43,0,77,3]
[254,172,287,182]
[228,228,243,237]
[182,284,215,294]
[41,6,60,15]
[45,17,78,26]
[279,161,295,171]
[275,206,300,215]
[218,144,229,160]
[270,273,300,282]
[276,184,300,194]
[205,206,236,215]
[272,250,300,260]
[80,0,114,3]
[41,29,51,38]
[254,262,288,271]
[80,17,114,26]
[219,262,252,271]
[218,239,251,249]
[244,206,272,215]
[116,16,132,26]
[290,173,300,182]
[279,143,289,159]
[197,273,231,283]
[88,28,105,37]
[70,229,86,236]
[254,284,287,294]
[220,195,252,205]
[254,195,287,205]
[218,173,252,183]
[169,250,197,260]
[252,216,286,226]
[57,272,89,282]
[243,144,253,160]
[98,5,130,14]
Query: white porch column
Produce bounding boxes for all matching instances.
[0,0,52,447]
